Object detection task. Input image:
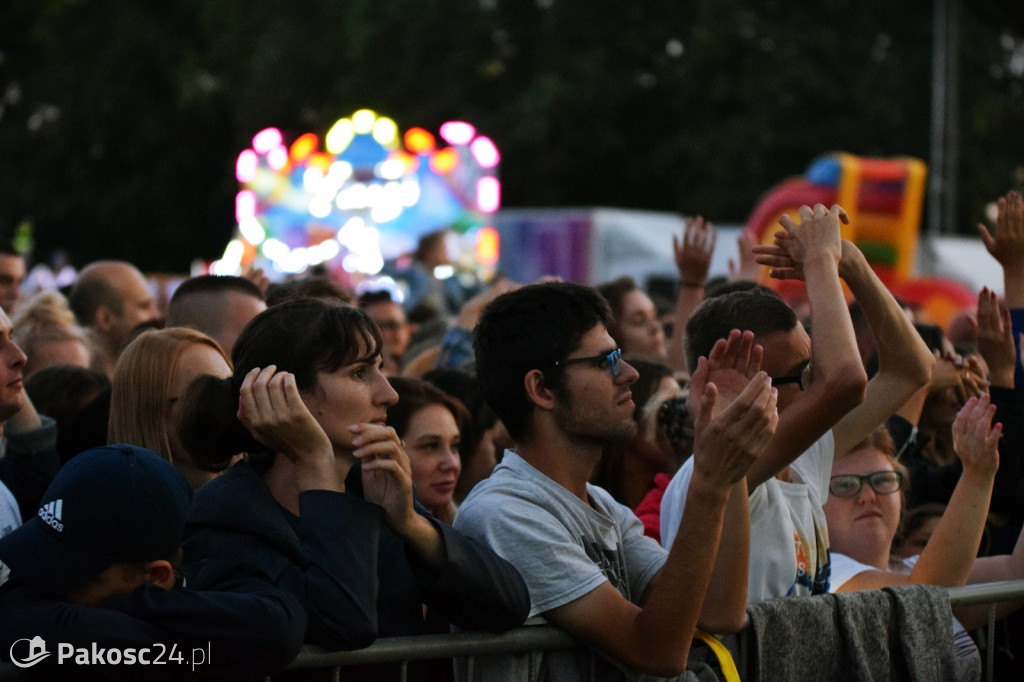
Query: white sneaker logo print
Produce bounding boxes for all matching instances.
[38,500,63,532]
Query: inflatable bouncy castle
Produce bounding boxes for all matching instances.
[745,153,974,326]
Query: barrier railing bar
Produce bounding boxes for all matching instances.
[285,625,581,669]
[281,579,1024,678]
[944,579,1024,605]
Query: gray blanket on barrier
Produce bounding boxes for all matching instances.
[745,583,956,682]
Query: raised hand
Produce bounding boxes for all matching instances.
[673,215,716,287]
[243,267,271,296]
[691,372,778,489]
[975,287,1015,388]
[687,329,763,415]
[752,204,849,280]
[728,230,762,283]
[978,191,1024,271]
[952,393,1001,478]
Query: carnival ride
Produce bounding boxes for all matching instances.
[213,109,501,288]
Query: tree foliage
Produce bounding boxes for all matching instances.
[0,0,1021,272]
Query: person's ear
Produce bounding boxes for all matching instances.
[94,305,116,332]
[144,560,175,590]
[524,369,556,410]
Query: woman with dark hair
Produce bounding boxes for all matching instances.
[385,377,466,524]
[177,299,529,663]
[421,367,510,503]
[596,276,667,364]
[596,216,717,374]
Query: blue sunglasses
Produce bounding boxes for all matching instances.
[554,348,622,376]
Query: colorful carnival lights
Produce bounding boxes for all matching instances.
[213,110,501,279]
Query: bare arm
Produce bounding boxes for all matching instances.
[684,331,762,633]
[750,204,867,488]
[839,395,1000,592]
[545,374,777,676]
[830,241,934,455]
[979,190,1024,309]
[695,478,749,633]
[953,520,1024,627]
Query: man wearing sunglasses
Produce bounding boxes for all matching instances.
[661,204,935,606]
[456,281,778,680]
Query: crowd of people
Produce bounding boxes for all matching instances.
[0,193,1022,680]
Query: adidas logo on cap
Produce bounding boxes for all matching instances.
[38,500,64,533]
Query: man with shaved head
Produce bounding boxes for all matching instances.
[165,275,266,357]
[69,260,159,376]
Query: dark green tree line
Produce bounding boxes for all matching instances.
[0,0,1021,272]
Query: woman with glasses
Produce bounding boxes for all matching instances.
[824,395,1024,680]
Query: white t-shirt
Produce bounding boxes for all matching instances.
[830,552,981,682]
[662,431,834,605]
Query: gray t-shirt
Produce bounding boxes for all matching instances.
[455,450,688,682]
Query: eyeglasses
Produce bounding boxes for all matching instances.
[554,348,622,377]
[828,470,903,498]
[771,359,813,391]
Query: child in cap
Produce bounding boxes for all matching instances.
[0,444,305,680]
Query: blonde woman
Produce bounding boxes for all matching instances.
[108,327,232,488]
[11,290,96,376]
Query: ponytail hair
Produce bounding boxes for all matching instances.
[177,374,261,471]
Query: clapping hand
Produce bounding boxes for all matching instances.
[752,204,849,280]
[952,393,1001,478]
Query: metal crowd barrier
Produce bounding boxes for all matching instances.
[280,579,1024,682]
[1,580,1021,680]
[284,625,583,681]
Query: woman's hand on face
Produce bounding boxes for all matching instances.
[350,423,417,534]
[238,366,333,465]
[952,393,1001,478]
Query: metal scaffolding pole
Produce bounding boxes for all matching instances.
[928,0,961,236]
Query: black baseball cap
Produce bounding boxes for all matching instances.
[0,444,192,595]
